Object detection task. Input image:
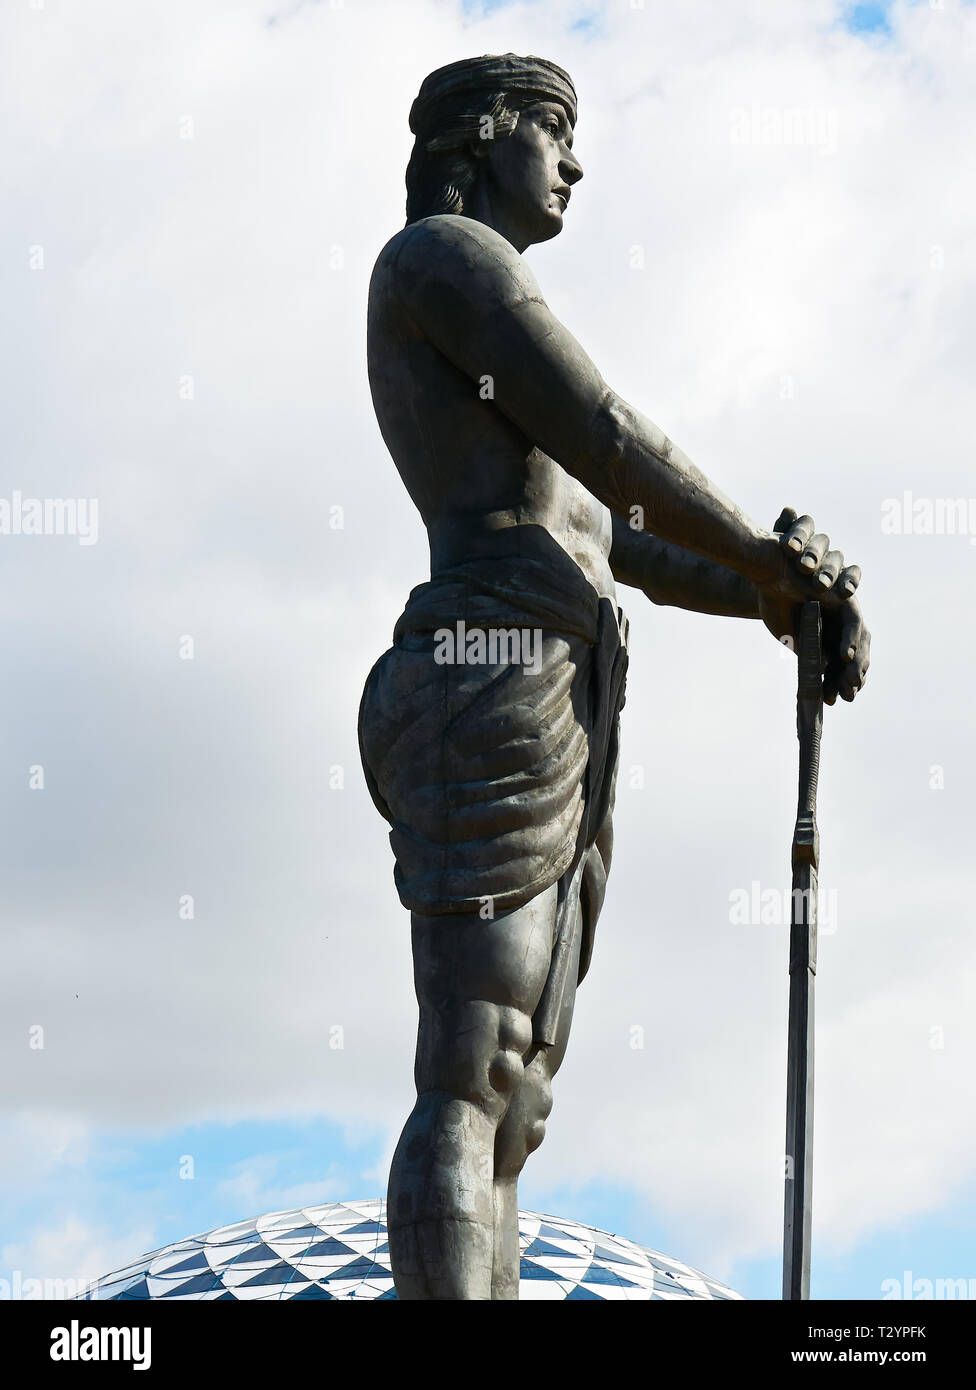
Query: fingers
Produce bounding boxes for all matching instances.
[846,626,871,698]
[799,531,829,573]
[836,563,861,599]
[817,558,864,609]
[824,665,858,703]
[815,548,844,590]
[781,513,815,554]
[776,511,859,595]
[823,611,870,705]
[780,515,843,597]
[772,507,865,629]
[835,658,866,701]
[840,664,867,701]
[839,601,860,662]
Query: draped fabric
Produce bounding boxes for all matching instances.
[358,555,628,1015]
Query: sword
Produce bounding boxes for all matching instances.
[782,600,823,1300]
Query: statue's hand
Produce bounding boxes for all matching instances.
[765,506,862,607]
[758,509,871,705]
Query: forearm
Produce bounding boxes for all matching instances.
[610,515,761,618]
[573,391,782,587]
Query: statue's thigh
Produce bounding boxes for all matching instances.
[410,886,559,1099]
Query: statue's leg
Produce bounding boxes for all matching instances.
[387,884,559,1300]
[491,884,583,1300]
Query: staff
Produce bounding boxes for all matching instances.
[783,600,823,1300]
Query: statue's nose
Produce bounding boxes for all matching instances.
[561,150,583,186]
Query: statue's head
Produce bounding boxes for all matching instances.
[406,53,582,247]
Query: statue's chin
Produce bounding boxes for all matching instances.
[530,208,564,245]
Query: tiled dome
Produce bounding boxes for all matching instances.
[79,1198,742,1301]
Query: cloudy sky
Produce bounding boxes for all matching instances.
[2,0,973,1301]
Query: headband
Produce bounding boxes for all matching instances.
[409,53,577,139]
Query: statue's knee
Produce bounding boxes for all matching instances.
[452,1006,531,1118]
[495,1069,554,1173]
[524,1074,553,1154]
[487,1047,524,1103]
[419,1000,531,1116]
[496,1007,533,1058]
[524,1118,547,1156]
[486,1007,532,1104]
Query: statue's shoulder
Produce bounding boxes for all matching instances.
[372,216,537,304]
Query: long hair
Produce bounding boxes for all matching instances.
[405,91,522,224]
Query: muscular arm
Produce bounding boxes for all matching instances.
[391,215,785,587]
[609,515,760,618]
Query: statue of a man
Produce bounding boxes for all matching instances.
[358,53,870,1300]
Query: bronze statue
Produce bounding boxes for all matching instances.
[358,54,870,1300]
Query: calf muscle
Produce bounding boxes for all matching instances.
[388,892,558,1299]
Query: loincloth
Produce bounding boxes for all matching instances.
[358,555,628,1035]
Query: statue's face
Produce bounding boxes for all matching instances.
[478,99,582,248]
